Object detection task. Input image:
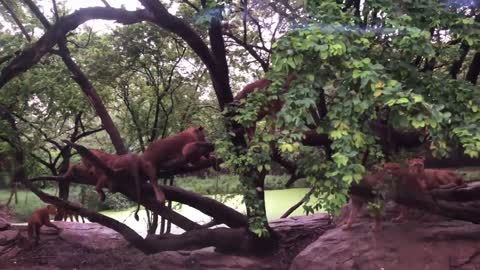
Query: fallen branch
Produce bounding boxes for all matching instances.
[281,187,314,218]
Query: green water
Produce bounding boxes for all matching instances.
[2,187,317,236]
[101,188,315,236]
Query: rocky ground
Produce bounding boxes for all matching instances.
[293,207,480,270]
[2,204,480,270]
[0,207,331,270]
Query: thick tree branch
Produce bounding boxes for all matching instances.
[0,7,151,89]
[21,178,152,252]
[139,0,234,109]
[53,142,246,229]
[430,181,480,202]
[208,7,233,106]
[26,175,271,254]
[449,42,470,79]
[1,0,32,41]
[466,52,480,84]
[22,1,129,154]
[29,174,202,232]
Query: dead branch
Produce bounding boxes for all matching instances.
[281,187,314,218]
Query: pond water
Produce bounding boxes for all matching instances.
[101,188,317,237]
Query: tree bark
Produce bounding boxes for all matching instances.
[466,52,480,85]
[449,42,469,79]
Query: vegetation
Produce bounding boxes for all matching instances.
[0,0,478,255]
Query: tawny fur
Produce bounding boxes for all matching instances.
[141,126,213,203]
[27,205,61,245]
[408,158,465,190]
[234,74,297,140]
[78,149,144,220]
[343,162,425,231]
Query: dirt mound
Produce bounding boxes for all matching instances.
[290,206,480,270]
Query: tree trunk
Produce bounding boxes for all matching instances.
[449,42,469,79]
[1,110,26,206]
[466,52,480,85]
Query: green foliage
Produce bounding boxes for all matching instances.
[234,0,480,216]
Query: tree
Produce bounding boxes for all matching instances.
[0,0,479,255]
[235,0,480,215]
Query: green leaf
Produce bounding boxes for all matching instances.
[396,97,410,104]
[342,174,353,182]
[413,95,423,103]
[333,153,348,166]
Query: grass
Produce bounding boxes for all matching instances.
[0,188,54,221]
